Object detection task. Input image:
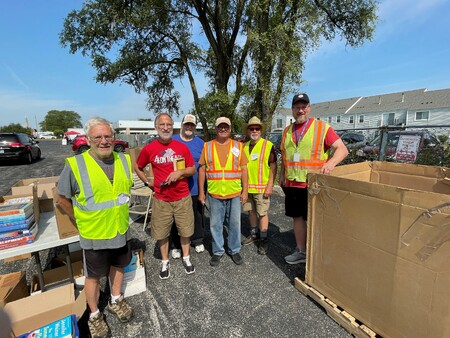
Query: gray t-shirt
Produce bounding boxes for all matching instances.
[58,153,129,250]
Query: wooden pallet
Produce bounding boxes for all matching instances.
[294,278,380,338]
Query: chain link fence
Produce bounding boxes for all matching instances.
[337,125,450,167]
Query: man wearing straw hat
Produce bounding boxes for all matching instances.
[241,116,277,254]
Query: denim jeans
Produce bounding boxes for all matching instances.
[207,194,242,256]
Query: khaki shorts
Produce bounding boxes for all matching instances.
[243,193,270,217]
[151,195,194,240]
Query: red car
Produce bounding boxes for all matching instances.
[71,135,129,154]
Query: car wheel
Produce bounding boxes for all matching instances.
[23,152,32,164]
[78,145,90,153]
[114,144,125,152]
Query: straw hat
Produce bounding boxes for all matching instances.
[243,116,266,135]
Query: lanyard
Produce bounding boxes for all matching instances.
[293,118,311,146]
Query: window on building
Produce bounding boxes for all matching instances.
[276,119,283,128]
[328,116,332,123]
[359,115,364,123]
[336,115,341,123]
[349,115,354,124]
[415,111,429,121]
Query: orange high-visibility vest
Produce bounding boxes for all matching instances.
[244,138,273,193]
[204,140,243,196]
[281,119,330,182]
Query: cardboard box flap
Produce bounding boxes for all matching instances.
[11,176,59,199]
[4,283,86,336]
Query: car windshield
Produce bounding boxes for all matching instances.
[0,135,20,142]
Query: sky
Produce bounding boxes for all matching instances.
[1,0,450,130]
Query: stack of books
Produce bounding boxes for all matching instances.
[0,198,38,250]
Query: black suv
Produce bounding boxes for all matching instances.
[0,133,41,164]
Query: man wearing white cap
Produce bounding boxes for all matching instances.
[170,114,206,257]
[280,93,348,264]
[241,116,277,255]
[198,117,248,266]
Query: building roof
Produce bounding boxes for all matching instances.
[277,88,450,117]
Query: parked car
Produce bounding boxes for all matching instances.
[71,135,129,154]
[265,132,283,160]
[356,130,442,163]
[340,132,366,150]
[0,133,41,164]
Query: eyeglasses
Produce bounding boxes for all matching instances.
[249,127,261,131]
[216,125,230,130]
[292,105,309,111]
[89,135,114,142]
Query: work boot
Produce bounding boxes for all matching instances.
[106,294,133,323]
[241,232,259,245]
[257,238,269,255]
[88,312,111,338]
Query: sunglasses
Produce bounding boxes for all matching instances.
[249,127,261,131]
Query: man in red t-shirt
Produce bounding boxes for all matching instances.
[279,93,348,265]
[135,113,196,279]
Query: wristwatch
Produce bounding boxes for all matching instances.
[144,181,150,187]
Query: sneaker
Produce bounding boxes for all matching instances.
[171,249,181,259]
[106,294,133,323]
[231,252,243,265]
[88,312,111,338]
[241,232,259,245]
[194,243,205,253]
[210,255,222,266]
[159,262,170,279]
[257,238,269,255]
[182,258,195,274]
[284,248,306,264]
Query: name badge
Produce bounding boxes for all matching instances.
[293,152,300,162]
[118,193,130,205]
[251,153,259,161]
[231,147,240,157]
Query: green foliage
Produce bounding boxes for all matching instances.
[39,110,82,133]
[60,0,378,134]
[0,123,30,134]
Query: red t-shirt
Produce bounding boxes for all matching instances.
[136,139,194,201]
[285,119,340,188]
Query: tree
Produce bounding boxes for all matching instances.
[39,110,82,132]
[0,123,29,134]
[60,0,377,137]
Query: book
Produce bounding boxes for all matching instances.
[0,220,37,238]
[0,202,33,215]
[0,214,35,228]
[0,222,38,250]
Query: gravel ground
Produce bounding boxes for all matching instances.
[0,140,351,338]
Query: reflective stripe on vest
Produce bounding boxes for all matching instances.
[281,120,329,182]
[205,140,243,195]
[244,138,273,193]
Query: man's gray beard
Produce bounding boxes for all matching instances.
[250,134,260,141]
[183,130,194,138]
[158,131,173,141]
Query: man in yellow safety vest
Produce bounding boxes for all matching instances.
[198,117,248,266]
[241,116,277,255]
[57,117,134,338]
[279,93,348,265]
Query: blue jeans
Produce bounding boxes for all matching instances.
[207,194,242,256]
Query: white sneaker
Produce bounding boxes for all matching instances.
[194,244,205,253]
[171,249,181,259]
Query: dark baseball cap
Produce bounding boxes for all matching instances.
[292,93,310,106]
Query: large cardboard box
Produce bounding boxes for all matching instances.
[52,187,79,239]
[11,176,59,212]
[306,161,450,338]
[4,283,86,337]
[0,271,28,307]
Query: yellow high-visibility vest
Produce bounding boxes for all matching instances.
[204,140,243,196]
[281,119,330,182]
[244,138,273,193]
[67,151,133,239]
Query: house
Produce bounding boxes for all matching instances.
[113,120,203,135]
[272,88,450,139]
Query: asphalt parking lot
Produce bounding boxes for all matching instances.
[0,140,351,337]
